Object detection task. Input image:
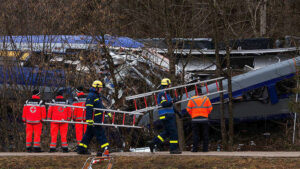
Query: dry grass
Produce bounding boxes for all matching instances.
[0,156,300,169]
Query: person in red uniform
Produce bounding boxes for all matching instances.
[47,90,71,153]
[22,89,46,153]
[72,86,87,145]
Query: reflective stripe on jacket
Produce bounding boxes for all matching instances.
[22,95,46,123]
[73,94,87,121]
[186,96,212,118]
[85,88,105,123]
[47,96,72,121]
[157,91,174,116]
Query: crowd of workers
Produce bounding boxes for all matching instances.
[22,78,213,156]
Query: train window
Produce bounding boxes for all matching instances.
[242,86,269,104]
[276,78,296,97]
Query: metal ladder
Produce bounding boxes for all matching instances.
[44,103,143,128]
[125,77,226,114]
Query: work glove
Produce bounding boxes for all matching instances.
[86,120,94,126]
[105,112,112,118]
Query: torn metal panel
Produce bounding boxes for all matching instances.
[178,57,216,71]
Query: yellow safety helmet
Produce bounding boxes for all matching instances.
[161,78,171,86]
[92,80,103,88]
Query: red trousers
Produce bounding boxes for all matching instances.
[26,123,42,148]
[50,123,69,148]
[75,123,87,144]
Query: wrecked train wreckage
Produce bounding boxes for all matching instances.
[138,56,300,128]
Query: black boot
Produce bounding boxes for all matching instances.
[33,147,42,153]
[26,147,32,153]
[170,149,182,154]
[77,146,91,155]
[62,147,69,153]
[148,141,155,153]
[49,148,56,153]
[191,147,198,152]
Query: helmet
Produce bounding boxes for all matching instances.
[92,80,103,88]
[161,78,171,86]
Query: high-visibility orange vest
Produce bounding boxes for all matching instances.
[186,96,213,118]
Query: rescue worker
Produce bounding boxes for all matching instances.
[149,78,181,154]
[47,90,71,153]
[186,88,212,152]
[22,89,46,153]
[77,80,110,156]
[72,86,87,145]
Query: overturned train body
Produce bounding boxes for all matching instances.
[181,56,300,122]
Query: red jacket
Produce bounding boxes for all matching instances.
[47,96,71,121]
[22,95,46,123]
[72,92,87,121]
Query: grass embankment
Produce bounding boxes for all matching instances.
[0,156,299,169]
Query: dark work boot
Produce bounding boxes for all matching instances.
[26,147,32,153]
[62,147,69,153]
[49,148,56,153]
[191,147,198,152]
[170,149,182,154]
[77,146,91,155]
[148,141,155,153]
[33,147,42,153]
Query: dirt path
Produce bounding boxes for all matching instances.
[0,151,300,157]
[0,153,300,169]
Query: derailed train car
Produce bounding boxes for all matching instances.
[181,56,300,122]
[0,65,65,100]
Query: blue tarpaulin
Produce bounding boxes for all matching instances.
[0,35,144,48]
[0,66,65,87]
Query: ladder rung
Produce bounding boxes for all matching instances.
[45,103,143,115]
[42,120,142,128]
[130,90,226,114]
[125,77,224,100]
